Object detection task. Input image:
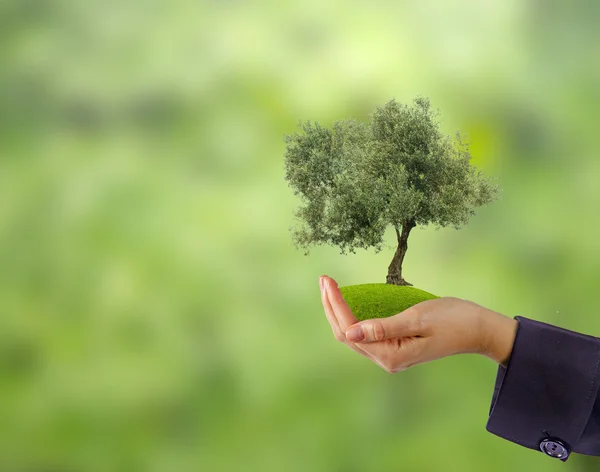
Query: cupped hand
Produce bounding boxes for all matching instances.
[320,275,499,373]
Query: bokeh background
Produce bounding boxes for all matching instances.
[2,0,600,470]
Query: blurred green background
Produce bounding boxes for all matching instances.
[2,0,600,470]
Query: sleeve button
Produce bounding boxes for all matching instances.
[539,438,569,459]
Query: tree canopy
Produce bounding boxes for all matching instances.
[284,97,500,256]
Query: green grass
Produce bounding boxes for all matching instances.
[339,284,439,322]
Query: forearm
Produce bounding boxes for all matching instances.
[479,309,519,368]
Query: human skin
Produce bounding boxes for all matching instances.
[319,275,518,371]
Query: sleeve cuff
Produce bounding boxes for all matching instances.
[486,315,600,462]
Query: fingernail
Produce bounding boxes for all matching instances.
[319,276,324,291]
[346,325,364,342]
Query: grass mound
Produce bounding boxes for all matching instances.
[339,283,439,322]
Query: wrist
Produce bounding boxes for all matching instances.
[479,309,519,367]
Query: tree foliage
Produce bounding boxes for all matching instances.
[284,97,500,255]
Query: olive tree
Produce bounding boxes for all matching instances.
[284,97,499,286]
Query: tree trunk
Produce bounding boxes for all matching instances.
[386,220,416,286]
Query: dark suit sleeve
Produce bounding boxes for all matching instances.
[485,315,600,462]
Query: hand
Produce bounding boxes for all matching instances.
[320,275,517,372]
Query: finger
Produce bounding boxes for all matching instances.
[322,276,381,360]
[345,307,423,343]
[324,277,359,331]
[321,278,344,341]
[321,277,376,361]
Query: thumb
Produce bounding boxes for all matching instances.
[345,311,422,343]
